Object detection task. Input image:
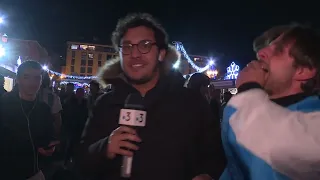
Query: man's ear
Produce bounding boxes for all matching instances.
[158,49,166,62]
[294,66,316,81]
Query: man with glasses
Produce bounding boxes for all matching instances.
[77,13,225,180]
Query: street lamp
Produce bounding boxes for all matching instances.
[42,65,48,70]
[208,58,215,66]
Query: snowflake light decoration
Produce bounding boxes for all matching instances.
[225,62,240,80]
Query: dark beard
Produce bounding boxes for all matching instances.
[124,61,160,85]
[124,73,152,85]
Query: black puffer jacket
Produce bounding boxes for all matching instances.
[0,92,54,179]
[77,46,225,179]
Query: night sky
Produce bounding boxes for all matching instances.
[1,0,319,70]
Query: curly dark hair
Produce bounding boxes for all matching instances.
[111,13,169,51]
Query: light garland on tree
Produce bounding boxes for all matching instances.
[173,41,210,73]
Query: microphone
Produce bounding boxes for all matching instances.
[118,93,146,178]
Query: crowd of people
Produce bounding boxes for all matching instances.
[1,12,320,180]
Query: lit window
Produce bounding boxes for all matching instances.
[71,44,79,50]
[80,45,88,50]
[88,53,94,59]
[88,46,95,51]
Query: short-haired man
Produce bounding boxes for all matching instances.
[221,24,320,179]
[78,13,225,180]
[0,61,58,179]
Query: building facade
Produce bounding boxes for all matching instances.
[0,33,50,91]
[64,41,117,76]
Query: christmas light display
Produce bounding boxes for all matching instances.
[0,44,5,57]
[45,69,97,80]
[173,41,210,72]
[225,62,240,80]
[17,56,22,66]
[173,60,180,69]
[43,41,211,80]
[60,81,89,87]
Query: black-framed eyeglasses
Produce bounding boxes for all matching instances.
[119,40,157,55]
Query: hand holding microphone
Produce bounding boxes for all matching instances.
[106,126,141,159]
[106,93,146,178]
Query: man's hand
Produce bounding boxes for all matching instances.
[38,140,60,156]
[106,126,142,159]
[236,60,269,88]
[192,174,212,180]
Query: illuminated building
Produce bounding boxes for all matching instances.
[63,41,117,76]
[0,33,50,91]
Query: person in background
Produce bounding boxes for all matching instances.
[77,13,225,180]
[0,60,58,179]
[38,71,62,137]
[37,71,63,180]
[187,73,211,101]
[87,80,104,116]
[221,91,232,109]
[63,88,88,167]
[60,83,75,105]
[221,24,320,179]
[0,74,7,96]
[59,86,66,99]
[187,73,221,122]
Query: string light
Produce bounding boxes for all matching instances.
[17,56,21,66]
[42,41,211,80]
[60,81,89,87]
[173,41,210,72]
[45,69,97,80]
[173,60,180,69]
[225,62,240,80]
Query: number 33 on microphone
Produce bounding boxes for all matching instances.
[119,109,147,127]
